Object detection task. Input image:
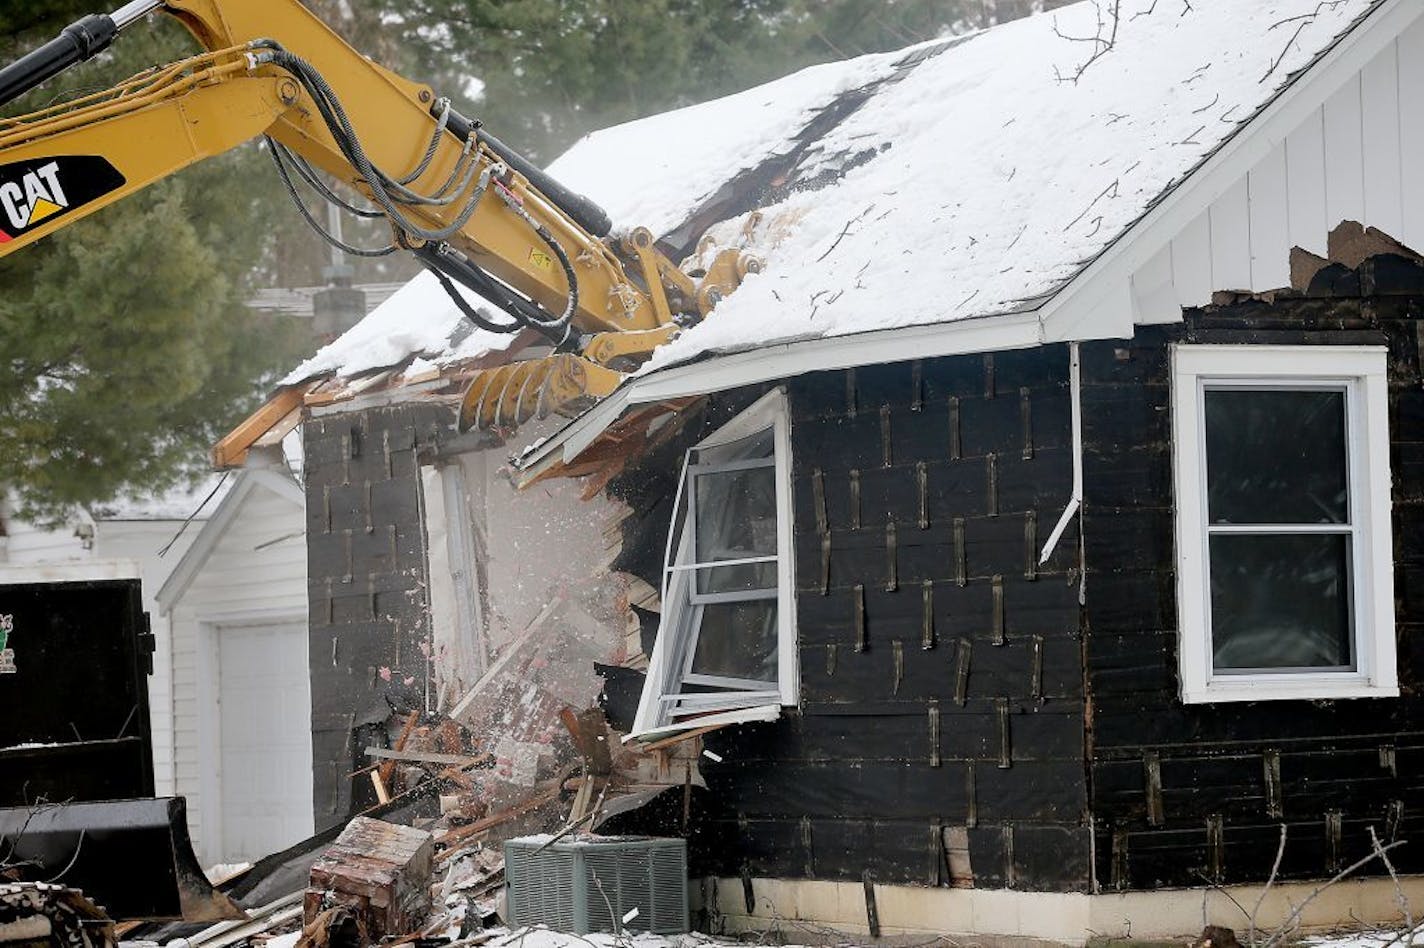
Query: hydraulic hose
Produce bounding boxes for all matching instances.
[442,106,613,238]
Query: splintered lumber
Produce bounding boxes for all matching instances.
[364,747,488,767]
[371,771,391,804]
[211,385,309,469]
[637,722,727,753]
[434,785,562,855]
[378,712,421,786]
[304,817,433,941]
[558,707,613,775]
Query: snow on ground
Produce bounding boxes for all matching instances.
[1307,929,1424,948]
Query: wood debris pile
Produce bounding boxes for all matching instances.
[160,700,709,948]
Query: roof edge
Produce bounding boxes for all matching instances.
[155,469,303,613]
[1039,0,1412,341]
[517,310,1043,482]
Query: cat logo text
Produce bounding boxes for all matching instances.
[0,156,126,244]
[0,161,69,232]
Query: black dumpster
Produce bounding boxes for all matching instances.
[0,574,154,805]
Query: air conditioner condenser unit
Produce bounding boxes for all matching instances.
[504,835,688,935]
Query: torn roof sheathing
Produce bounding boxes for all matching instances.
[228,0,1386,465]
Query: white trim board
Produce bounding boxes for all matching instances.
[155,469,304,613]
[0,560,141,583]
[1169,344,1396,703]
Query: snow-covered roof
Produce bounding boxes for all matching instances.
[282,0,1382,389]
[281,271,520,384]
[591,0,1378,371]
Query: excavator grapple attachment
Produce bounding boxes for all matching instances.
[457,353,623,433]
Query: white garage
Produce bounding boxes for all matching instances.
[216,619,313,862]
[157,462,312,866]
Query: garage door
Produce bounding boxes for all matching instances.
[217,621,313,862]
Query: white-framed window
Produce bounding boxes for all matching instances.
[1171,344,1396,704]
[631,388,798,738]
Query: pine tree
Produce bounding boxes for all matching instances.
[0,9,309,523]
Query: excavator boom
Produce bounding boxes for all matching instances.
[0,0,753,436]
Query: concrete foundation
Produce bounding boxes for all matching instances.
[699,874,1424,945]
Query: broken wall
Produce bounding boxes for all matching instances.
[304,402,637,825]
[609,349,1090,891]
[304,404,449,827]
[1082,279,1424,889]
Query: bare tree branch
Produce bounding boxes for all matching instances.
[1052,0,1124,84]
[1260,839,1408,948]
[1249,824,1289,948]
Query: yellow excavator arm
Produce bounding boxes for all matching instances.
[0,0,753,434]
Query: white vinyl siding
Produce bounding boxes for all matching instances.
[166,480,308,864]
[1132,14,1424,322]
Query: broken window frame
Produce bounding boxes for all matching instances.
[631,388,798,738]
[1171,344,1397,704]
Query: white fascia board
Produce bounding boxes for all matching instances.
[517,310,1042,478]
[515,387,633,486]
[629,311,1042,403]
[155,469,305,612]
[154,474,257,613]
[1038,0,1417,342]
[247,467,306,508]
[0,560,142,584]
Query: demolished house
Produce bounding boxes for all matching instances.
[213,0,1424,940]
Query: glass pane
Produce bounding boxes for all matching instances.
[689,600,778,683]
[1209,533,1353,670]
[692,428,774,467]
[694,465,778,594]
[1204,388,1348,524]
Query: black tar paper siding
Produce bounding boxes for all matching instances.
[616,349,1093,891]
[1082,294,1424,890]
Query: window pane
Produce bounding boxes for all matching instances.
[1204,388,1348,524]
[1209,533,1353,670]
[691,428,774,467]
[695,465,778,594]
[689,600,778,683]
